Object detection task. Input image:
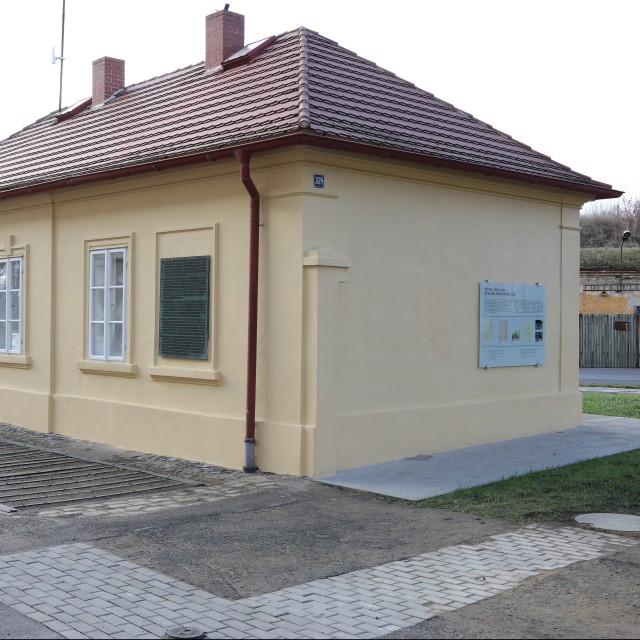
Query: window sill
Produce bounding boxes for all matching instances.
[147,366,221,385]
[0,354,32,369]
[76,360,137,378]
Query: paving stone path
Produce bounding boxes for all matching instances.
[0,525,636,639]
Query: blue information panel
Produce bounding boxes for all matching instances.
[479,281,546,368]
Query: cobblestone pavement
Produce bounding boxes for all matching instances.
[37,479,279,518]
[0,525,636,639]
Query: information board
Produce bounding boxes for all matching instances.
[479,281,546,368]
[159,256,210,360]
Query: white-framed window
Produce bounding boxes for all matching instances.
[0,256,24,354]
[89,247,127,360]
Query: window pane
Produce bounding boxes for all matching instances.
[10,260,20,289]
[0,262,5,291]
[109,323,123,358]
[10,322,20,352]
[0,321,5,350]
[89,247,127,361]
[92,253,105,286]
[110,252,124,286]
[110,288,124,321]
[91,289,105,321]
[90,323,104,357]
[0,292,5,321]
[9,291,20,320]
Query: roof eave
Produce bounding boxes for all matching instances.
[0,132,622,202]
[293,134,622,201]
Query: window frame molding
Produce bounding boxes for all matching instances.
[78,234,136,377]
[89,246,127,361]
[148,225,220,385]
[0,238,30,368]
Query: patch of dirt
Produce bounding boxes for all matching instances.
[384,548,640,638]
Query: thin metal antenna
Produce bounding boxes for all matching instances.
[58,0,66,111]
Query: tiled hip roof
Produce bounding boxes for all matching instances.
[0,28,620,200]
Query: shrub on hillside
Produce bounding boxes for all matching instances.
[580,247,640,269]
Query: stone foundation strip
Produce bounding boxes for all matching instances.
[37,478,278,518]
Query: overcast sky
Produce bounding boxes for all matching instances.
[1,0,638,206]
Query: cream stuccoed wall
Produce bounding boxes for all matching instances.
[0,154,309,473]
[50,156,315,474]
[0,146,588,477]
[295,149,586,476]
[0,197,54,431]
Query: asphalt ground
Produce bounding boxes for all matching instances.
[0,421,639,639]
[579,367,640,386]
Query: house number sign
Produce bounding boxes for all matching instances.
[159,255,210,360]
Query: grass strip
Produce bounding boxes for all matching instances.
[414,391,640,524]
[414,450,640,524]
[580,382,640,390]
[582,391,640,418]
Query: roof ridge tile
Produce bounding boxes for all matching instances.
[297,28,312,129]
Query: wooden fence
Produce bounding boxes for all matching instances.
[579,314,639,368]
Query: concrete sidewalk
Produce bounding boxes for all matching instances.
[316,415,640,500]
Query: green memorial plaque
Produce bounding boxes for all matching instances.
[159,255,210,359]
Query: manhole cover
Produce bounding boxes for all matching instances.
[165,625,206,639]
[575,513,640,532]
[0,438,200,510]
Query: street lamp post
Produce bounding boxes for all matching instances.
[620,230,631,292]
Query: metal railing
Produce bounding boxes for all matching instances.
[583,283,640,292]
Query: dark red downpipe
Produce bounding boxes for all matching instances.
[235,148,260,473]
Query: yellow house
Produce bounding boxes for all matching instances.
[0,8,622,476]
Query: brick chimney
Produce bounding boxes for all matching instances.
[205,7,245,70]
[92,57,125,106]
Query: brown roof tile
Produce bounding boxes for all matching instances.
[0,28,621,199]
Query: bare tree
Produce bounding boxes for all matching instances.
[580,197,640,248]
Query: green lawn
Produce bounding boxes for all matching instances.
[582,390,640,418]
[414,391,640,524]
